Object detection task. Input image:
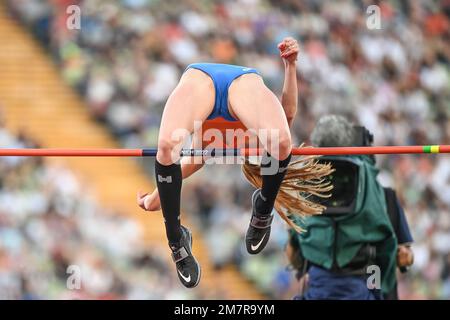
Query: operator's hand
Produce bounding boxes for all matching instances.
[278,37,299,64]
[397,244,414,268]
[137,189,161,212]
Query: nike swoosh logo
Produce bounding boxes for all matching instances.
[178,270,191,283]
[251,233,267,251]
[242,68,251,71]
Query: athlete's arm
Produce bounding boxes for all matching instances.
[180,156,205,179]
[278,37,299,128]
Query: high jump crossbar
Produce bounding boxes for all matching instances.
[0,145,449,157]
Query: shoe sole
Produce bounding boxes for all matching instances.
[184,227,201,288]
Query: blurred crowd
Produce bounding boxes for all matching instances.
[0,113,211,299]
[5,0,450,299]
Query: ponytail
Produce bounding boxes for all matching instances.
[242,146,334,232]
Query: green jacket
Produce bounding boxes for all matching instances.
[293,155,397,295]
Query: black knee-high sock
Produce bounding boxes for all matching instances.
[256,153,292,215]
[155,160,182,246]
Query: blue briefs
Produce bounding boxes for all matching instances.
[185,63,260,121]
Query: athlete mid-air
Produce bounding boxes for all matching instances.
[137,38,332,288]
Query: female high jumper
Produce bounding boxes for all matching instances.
[138,38,333,288]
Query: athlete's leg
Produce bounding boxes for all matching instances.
[228,73,292,160]
[156,69,214,287]
[157,69,215,165]
[228,74,292,254]
[229,73,292,209]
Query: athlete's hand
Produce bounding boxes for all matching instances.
[278,37,299,64]
[137,189,161,212]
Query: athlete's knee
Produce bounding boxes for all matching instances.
[279,131,292,159]
[269,130,291,160]
[157,136,182,164]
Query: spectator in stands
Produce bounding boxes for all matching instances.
[6,0,450,299]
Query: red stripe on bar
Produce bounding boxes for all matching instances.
[0,149,144,157]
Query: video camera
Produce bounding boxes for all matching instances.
[312,126,374,216]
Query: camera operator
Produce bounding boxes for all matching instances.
[286,115,414,300]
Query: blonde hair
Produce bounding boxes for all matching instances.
[242,146,334,232]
